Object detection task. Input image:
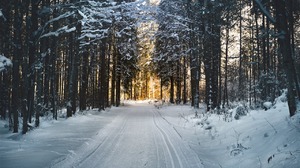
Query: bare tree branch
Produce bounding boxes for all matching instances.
[254,0,276,24]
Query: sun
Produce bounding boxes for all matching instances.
[149,0,160,5]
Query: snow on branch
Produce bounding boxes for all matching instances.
[0,9,7,21]
[78,9,87,20]
[0,55,12,72]
[40,26,76,38]
[254,0,276,24]
[38,11,75,40]
[47,11,75,25]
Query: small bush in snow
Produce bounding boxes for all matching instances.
[263,102,273,110]
[222,108,233,122]
[234,106,247,120]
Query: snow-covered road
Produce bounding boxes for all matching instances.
[1,100,300,168]
[50,103,203,168]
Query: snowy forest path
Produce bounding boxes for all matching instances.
[50,102,203,168]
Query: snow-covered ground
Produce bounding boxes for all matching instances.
[0,110,117,168]
[0,97,300,168]
[157,99,300,168]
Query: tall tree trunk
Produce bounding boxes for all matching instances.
[66,34,74,117]
[71,22,81,114]
[254,1,260,105]
[176,60,181,104]
[116,51,121,107]
[26,0,39,129]
[187,0,198,109]
[238,0,244,101]
[0,0,11,120]
[160,78,163,100]
[50,29,58,120]
[183,56,187,104]
[79,50,89,111]
[286,0,300,99]
[212,23,221,110]
[111,45,116,106]
[169,74,174,104]
[12,0,22,133]
[99,39,106,111]
[90,49,97,108]
[223,15,229,107]
[106,44,111,107]
[36,0,50,127]
[274,0,298,116]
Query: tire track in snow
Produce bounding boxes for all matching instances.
[50,113,129,168]
[152,109,204,168]
[152,110,183,168]
[78,113,129,167]
[50,104,203,168]
[151,113,166,168]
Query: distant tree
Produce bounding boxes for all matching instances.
[154,0,189,104]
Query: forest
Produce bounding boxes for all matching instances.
[0,0,299,135]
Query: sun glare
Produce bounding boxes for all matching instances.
[150,0,160,5]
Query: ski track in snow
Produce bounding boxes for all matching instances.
[152,109,203,168]
[2,100,299,168]
[50,103,203,168]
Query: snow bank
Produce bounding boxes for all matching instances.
[263,101,272,110]
[0,109,118,168]
[157,95,300,168]
[0,55,12,72]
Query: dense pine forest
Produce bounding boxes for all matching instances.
[0,0,299,135]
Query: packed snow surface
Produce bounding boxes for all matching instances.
[0,99,300,168]
[50,102,203,168]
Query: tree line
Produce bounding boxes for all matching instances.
[0,0,144,134]
[153,0,300,116]
[0,0,299,134]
